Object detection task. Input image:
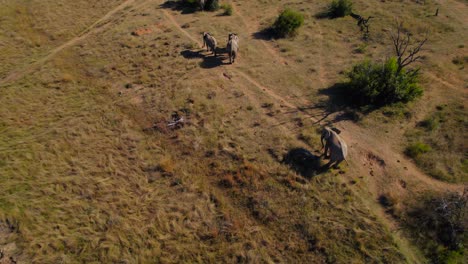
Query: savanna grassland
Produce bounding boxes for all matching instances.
[0,0,466,263]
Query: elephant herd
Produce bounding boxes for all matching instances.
[202,32,239,64]
[201,31,347,170]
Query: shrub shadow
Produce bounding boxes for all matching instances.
[309,82,370,124]
[283,148,327,178]
[180,48,229,69]
[160,1,198,14]
[314,11,331,19]
[252,28,275,40]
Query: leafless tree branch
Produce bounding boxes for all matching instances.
[390,22,428,73]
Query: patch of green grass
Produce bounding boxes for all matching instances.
[405,142,432,158]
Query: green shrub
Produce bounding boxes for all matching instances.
[220,3,233,15]
[328,0,353,18]
[204,0,219,11]
[345,57,423,107]
[405,142,431,158]
[272,9,304,38]
[181,0,198,7]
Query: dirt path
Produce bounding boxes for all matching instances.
[162,9,203,47]
[229,1,289,66]
[0,0,138,86]
[425,71,465,92]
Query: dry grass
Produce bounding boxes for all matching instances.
[0,0,466,262]
[0,0,125,79]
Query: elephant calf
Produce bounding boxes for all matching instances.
[227,33,239,64]
[321,127,348,168]
[202,32,217,56]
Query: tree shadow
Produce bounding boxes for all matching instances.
[180,48,229,69]
[160,1,198,14]
[252,28,275,40]
[314,11,331,19]
[283,148,328,178]
[312,82,368,124]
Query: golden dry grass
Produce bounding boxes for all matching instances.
[0,0,466,263]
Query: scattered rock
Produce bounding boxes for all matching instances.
[367,152,386,167]
[223,72,232,80]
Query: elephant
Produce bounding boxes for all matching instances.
[199,0,205,10]
[321,127,348,168]
[202,32,217,56]
[227,33,239,64]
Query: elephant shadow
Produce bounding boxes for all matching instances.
[283,148,328,178]
[180,48,229,69]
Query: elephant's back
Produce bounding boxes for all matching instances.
[207,36,217,46]
[229,40,238,51]
[331,135,347,160]
[340,139,348,159]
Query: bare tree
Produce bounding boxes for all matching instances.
[390,22,428,74]
[350,12,374,41]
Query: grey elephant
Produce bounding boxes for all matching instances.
[227,33,239,64]
[198,0,205,10]
[202,32,217,56]
[321,127,348,168]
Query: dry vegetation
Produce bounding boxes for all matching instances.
[0,0,466,263]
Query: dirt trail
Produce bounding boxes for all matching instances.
[229,1,289,66]
[425,71,465,92]
[0,0,138,86]
[162,9,203,47]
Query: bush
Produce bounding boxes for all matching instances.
[328,0,353,18]
[179,0,218,11]
[346,57,423,107]
[405,142,431,158]
[180,0,198,7]
[204,0,219,11]
[272,9,304,38]
[220,3,233,16]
